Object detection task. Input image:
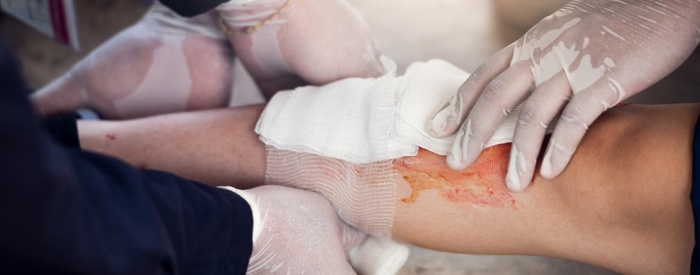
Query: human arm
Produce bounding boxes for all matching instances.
[78,104,267,189]
[7,51,372,275]
[395,104,697,274]
[1,39,253,274]
[428,0,700,191]
[78,102,700,274]
[7,109,367,275]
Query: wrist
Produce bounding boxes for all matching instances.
[219,186,262,244]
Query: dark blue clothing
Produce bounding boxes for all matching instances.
[0,38,253,274]
[691,112,700,274]
[159,0,227,17]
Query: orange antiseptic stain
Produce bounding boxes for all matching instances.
[393,144,516,208]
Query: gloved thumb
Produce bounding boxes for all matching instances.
[348,236,410,275]
[32,68,87,118]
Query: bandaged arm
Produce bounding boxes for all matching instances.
[79,102,698,274]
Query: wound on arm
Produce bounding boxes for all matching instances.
[393,144,517,208]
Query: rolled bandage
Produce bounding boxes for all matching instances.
[257,57,525,162]
[265,148,397,236]
[257,57,412,163]
[257,57,533,237]
[349,237,410,275]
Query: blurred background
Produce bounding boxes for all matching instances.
[2,0,698,273]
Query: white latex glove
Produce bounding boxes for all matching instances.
[217,0,384,98]
[428,0,700,192]
[222,185,367,274]
[32,2,234,119]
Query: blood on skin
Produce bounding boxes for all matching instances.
[106,133,116,140]
[393,144,516,208]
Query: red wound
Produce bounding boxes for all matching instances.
[393,145,516,208]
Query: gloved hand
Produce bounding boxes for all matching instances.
[217,0,384,98]
[428,0,700,192]
[222,185,367,274]
[32,2,234,119]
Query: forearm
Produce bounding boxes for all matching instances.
[78,103,698,273]
[79,104,267,189]
[392,104,699,274]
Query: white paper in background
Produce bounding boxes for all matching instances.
[1,0,80,50]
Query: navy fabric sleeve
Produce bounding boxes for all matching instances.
[42,113,81,148]
[691,113,700,275]
[158,0,228,17]
[0,38,253,274]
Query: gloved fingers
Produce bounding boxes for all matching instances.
[540,89,608,179]
[327,220,366,275]
[447,62,533,170]
[506,73,571,192]
[32,66,87,118]
[428,43,516,138]
[338,221,367,252]
[348,237,409,275]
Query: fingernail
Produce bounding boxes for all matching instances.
[540,145,554,179]
[459,119,478,167]
[428,108,453,137]
[506,166,522,192]
[446,130,465,169]
[543,141,575,179]
[426,117,445,137]
[506,145,526,192]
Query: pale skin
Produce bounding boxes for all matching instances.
[78,103,698,274]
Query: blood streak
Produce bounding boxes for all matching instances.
[393,144,516,208]
[106,133,116,140]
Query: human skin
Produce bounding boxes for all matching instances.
[78,103,699,274]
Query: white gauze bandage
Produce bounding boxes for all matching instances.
[257,57,529,237]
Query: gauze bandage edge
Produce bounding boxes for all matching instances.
[264,148,397,237]
[394,59,528,156]
[256,56,418,164]
[256,57,529,164]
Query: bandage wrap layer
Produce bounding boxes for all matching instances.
[265,148,397,237]
[257,57,531,237]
